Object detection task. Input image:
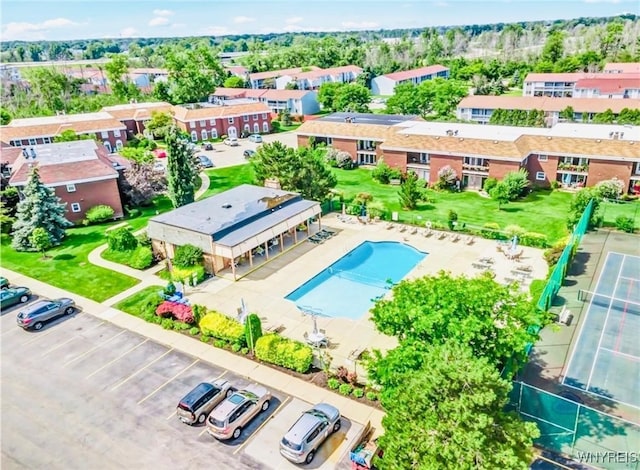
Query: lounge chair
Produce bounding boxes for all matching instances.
[465,236,475,245]
[410,227,418,235]
[438,232,447,240]
[398,225,407,233]
[385,222,394,230]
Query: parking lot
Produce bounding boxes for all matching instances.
[1,293,362,470]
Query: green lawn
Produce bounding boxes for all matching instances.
[0,197,173,302]
[199,164,255,199]
[501,88,523,96]
[114,285,164,317]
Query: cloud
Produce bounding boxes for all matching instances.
[202,26,236,36]
[233,16,255,24]
[120,27,139,37]
[149,17,170,27]
[285,16,303,24]
[1,17,80,40]
[153,9,174,16]
[340,21,379,30]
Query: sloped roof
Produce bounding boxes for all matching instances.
[287,65,362,80]
[524,72,640,83]
[574,78,640,93]
[457,95,640,113]
[382,65,449,82]
[0,112,126,140]
[0,145,22,165]
[296,120,405,140]
[102,102,173,120]
[211,88,315,100]
[172,102,270,121]
[248,66,321,82]
[603,63,640,74]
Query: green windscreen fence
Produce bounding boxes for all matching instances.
[510,382,640,470]
[537,199,594,312]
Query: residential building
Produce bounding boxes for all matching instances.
[0,64,21,82]
[147,184,321,280]
[247,67,321,89]
[522,72,640,97]
[172,102,271,141]
[102,101,173,137]
[274,65,362,90]
[8,140,124,222]
[127,68,169,90]
[210,88,320,115]
[603,63,640,74]
[224,65,249,79]
[456,96,640,125]
[296,114,640,193]
[1,112,128,153]
[370,65,450,96]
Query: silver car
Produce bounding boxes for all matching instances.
[176,379,232,425]
[16,298,75,330]
[206,384,271,440]
[280,403,341,464]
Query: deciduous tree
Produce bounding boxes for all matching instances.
[29,227,52,259]
[223,75,246,88]
[164,46,225,104]
[53,129,94,143]
[398,171,422,209]
[11,166,72,251]
[144,111,174,139]
[105,53,140,101]
[119,162,167,207]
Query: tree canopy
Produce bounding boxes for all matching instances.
[165,127,197,207]
[317,82,371,112]
[163,46,225,104]
[385,78,468,118]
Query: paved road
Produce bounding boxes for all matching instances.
[1,294,362,470]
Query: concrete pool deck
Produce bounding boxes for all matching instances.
[185,214,549,374]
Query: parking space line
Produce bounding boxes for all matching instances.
[63,330,126,367]
[85,338,149,379]
[139,359,199,406]
[232,395,292,456]
[21,326,60,345]
[110,348,173,391]
[40,335,79,356]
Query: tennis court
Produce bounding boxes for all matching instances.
[563,252,640,409]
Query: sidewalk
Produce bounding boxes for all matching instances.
[1,267,385,436]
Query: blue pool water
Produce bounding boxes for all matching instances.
[286,241,427,320]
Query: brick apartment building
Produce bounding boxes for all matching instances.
[296,113,640,194]
[172,102,271,141]
[102,101,173,137]
[8,140,124,222]
[1,112,128,153]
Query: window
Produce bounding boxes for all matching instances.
[243,115,249,122]
[262,113,268,119]
[10,140,22,147]
[29,138,37,146]
[42,137,52,144]
[115,140,123,150]
[71,203,81,213]
[263,122,269,133]
[199,120,205,126]
[201,130,208,140]
[535,172,546,181]
[209,119,216,125]
[101,131,109,138]
[538,154,548,162]
[190,131,197,142]
[228,117,234,124]
[252,114,258,121]
[114,129,121,137]
[211,129,218,139]
[104,141,112,153]
[66,184,76,193]
[189,121,195,129]
[358,154,376,165]
[253,123,260,134]
[243,124,250,133]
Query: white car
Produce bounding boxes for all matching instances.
[223,138,239,147]
[248,134,263,143]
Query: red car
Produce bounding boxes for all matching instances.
[154,149,167,158]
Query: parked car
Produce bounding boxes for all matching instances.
[16,298,75,330]
[195,154,214,168]
[0,276,9,289]
[243,149,256,159]
[206,384,271,440]
[248,134,263,143]
[176,379,233,425]
[0,287,31,309]
[223,138,239,147]
[202,142,214,151]
[280,403,341,464]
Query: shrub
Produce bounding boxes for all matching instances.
[136,232,151,247]
[189,327,200,336]
[173,244,203,267]
[161,318,174,330]
[164,281,176,296]
[434,165,457,190]
[529,279,546,303]
[142,312,156,323]
[615,216,635,233]
[126,208,141,218]
[192,304,206,324]
[520,232,548,248]
[483,177,498,193]
[504,225,525,238]
[169,265,206,285]
[214,339,227,348]
[241,347,249,355]
[481,222,501,239]
[327,378,340,390]
[366,391,378,401]
[200,334,211,343]
[447,210,458,230]
[372,161,392,184]
[107,227,138,252]
[254,334,313,373]
[366,200,385,218]
[231,343,242,353]
[173,321,191,331]
[596,178,624,200]
[199,311,245,344]
[338,384,353,396]
[155,301,195,323]
[130,246,154,269]
[501,169,530,200]
[86,205,115,223]
[353,388,365,398]
[245,313,263,351]
[335,366,349,382]
[347,371,359,386]
[550,180,561,190]
[544,238,569,266]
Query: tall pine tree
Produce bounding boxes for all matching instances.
[11,166,72,251]
[166,126,196,208]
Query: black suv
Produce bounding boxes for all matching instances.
[176,379,233,425]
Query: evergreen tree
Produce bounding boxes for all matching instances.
[165,126,196,208]
[11,166,72,251]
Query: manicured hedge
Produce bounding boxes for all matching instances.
[199,312,245,345]
[254,334,313,373]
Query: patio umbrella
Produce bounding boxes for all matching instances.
[511,235,518,252]
[239,298,248,324]
[342,203,346,216]
[311,313,319,335]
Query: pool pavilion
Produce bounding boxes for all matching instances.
[147,184,322,280]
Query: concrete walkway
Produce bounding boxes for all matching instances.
[1,267,385,436]
[195,171,210,200]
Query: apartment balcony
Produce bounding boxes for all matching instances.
[462,163,489,173]
[557,163,589,174]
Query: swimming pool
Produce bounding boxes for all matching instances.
[285,241,427,320]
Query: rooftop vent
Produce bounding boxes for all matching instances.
[221,204,232,209]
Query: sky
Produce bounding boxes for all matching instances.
[0,0,637,42]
